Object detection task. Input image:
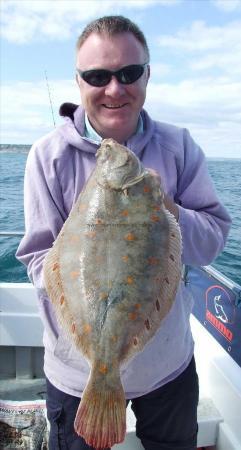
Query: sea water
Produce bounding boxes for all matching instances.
[0,147,240,285]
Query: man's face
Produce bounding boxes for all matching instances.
[76,32,150,143]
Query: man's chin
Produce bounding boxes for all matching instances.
[100,123,135,142]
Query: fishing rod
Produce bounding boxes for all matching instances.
[44,70,56,127]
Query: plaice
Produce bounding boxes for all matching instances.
[43,138,182,449]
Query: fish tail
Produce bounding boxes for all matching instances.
[74,366,126,449]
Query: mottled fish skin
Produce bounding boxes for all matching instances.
[43,138,182,449]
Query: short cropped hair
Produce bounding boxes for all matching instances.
[76,15,150,62]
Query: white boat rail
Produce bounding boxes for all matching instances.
[0,231,24,236]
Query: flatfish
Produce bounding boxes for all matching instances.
[43,138,182,449]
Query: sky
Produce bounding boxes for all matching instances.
[1,0,241,158]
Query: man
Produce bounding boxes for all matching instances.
[16,15,231,450]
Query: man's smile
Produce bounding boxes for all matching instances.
[102,103,128,109]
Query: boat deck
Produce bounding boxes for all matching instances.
[0,376,220,450]
[1,281,241,449]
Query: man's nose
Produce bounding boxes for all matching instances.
[104,76,125,96]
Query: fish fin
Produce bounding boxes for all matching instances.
[43,245,61,304]
[121,208,182,364]
[44,239,94,362]
[43,246,70,332]
[74,365,126,449]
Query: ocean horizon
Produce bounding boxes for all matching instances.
[0,145,240,286]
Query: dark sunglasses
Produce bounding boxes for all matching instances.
[76,63,148,87]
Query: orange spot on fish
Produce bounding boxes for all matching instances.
[156,299,160,311]
[111,335,118,343]
[129,312,138,321]
[143,185,151,193]
[125,233,136,241]
[70,234,80,243]
[152,205,161,211]
[150,214,160,222]
[52,263,59,271]
[145,319,151,330]
[60,295,65,306]
[95,218,103,224]
[122,255,129,263]
[70,271,79,279]
[121,210,129,217]
[127,276,134,285]
[169,254,175,261]
[134,303,141,309]
[85,231,96,239]
[83,324,92,334]
[148,257,160,266]
[79,203,87,212]
[99,363,108,375]
[95,255,104,264]
[72,322,76,333]
[100,292,108,301]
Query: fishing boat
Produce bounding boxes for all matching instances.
[0,231,241,449]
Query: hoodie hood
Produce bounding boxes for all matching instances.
[58,102,155,157]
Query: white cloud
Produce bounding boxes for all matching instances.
[212,0,241,12]
[145,77,241,158]
[0,0,172,44]
[157,20,241,52]
[149,62,171,78]
[190,51,241,75]
[1,76,240,158]
[0,79,80,143]
[146,77,241,122]
[157,20,241,77]
[1,9,240,157]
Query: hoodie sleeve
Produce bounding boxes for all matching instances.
[16,142,67,289]
[176,129,231,266]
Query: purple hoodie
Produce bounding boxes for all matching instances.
[16,105,231,398]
